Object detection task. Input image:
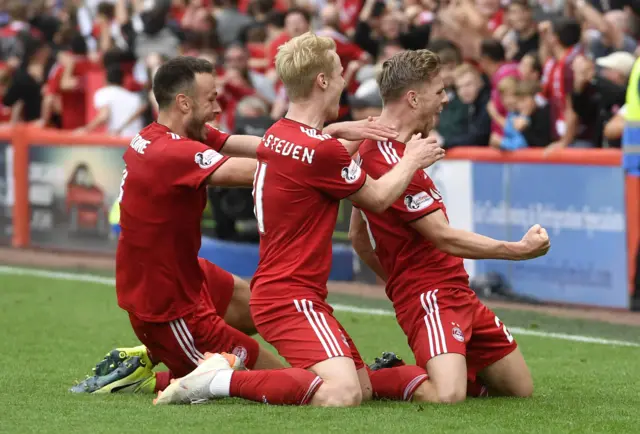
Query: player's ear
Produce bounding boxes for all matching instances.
[176,94,190,113]
[317,72,328,90]
[406,90,418,109]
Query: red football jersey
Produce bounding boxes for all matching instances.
[356,139,469,310]
[251,118,366,299]
[115,123,230,322]
[45,56,95,129]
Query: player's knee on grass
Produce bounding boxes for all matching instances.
[480,347,533,398]
[223,276,257,336]
[311,381,363,407]
[425,353,468,404]
[308,357,363,407]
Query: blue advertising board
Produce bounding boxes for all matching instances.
[473,162,629,309]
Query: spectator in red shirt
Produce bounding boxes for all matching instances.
[266,8,310,69]
[539,17,592,150]
[41,34,93,130]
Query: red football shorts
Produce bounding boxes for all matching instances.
[128,258,260,378]
[400,288,518,382]
[251,294,365,370]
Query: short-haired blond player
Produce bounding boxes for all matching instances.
[154,33,445,407]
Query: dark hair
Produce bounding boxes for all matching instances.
[103,48,125,68]
[266,11,285,28]
[284,7,311,24]
[152,56,215,110]
[480,39,505,62]
[97,1,116,20]
[70,33,88,55]
[371,1,386,18]
[552,17,581,48]
[106,65,123,85]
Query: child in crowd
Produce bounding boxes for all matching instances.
[488,76,522,148]
[512,80,551,148]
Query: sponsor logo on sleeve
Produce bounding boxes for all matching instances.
[404,191,434,212]
[194,149,223,169]
[341,159,362,184]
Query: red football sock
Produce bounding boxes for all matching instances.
[369,365,429,401]
[229,369,322,405]
[467,379,489,397]
[154,371,173,393]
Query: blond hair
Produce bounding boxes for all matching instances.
[275,32,337,101]
[516,80,540,97]
[497,76,518,95]
[377,49,441,102]
[453,63,480,80]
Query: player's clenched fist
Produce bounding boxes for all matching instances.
[404,133,446,169]
[517,224,550,259]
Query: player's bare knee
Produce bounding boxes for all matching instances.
[512,378,534,398]
[435,386,467,404]
[312,382,362,407]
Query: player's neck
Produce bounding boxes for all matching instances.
[156,112,188,138]
[377,108,421,145]
[284,102,327,131]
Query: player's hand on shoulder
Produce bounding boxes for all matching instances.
[517,224,550,259]
[404,133,445,169]
[326,117,398,142]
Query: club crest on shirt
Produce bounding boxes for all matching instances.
[194,149,223,169]
[404,191,434,212]
[341,160,361,184]
[232,346,248,363]
[452,326,465,343]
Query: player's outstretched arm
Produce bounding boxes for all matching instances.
[207,158,256,187]
[410,210,551,260]
[324,117,398,156]
[219,135,262,158]
[348,134,444,213]
[348,207,389,282]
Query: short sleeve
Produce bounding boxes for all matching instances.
[389,172,444,223]
[93,88,110,109]
[307,138,366,199]
[204,124,231,152]
[166,139,230,189]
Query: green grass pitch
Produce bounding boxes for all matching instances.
[1,270,640,434]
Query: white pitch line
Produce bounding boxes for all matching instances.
[331,304,640,348]
[2,265,639,348]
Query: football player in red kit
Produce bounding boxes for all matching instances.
[71,56,399,395]
[350,50,550,403]
[154,33,445,407]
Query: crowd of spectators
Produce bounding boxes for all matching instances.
[0,0,638,149]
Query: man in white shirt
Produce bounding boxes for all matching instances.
[75,65,146,137]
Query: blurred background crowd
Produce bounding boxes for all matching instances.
[0,0,638,149]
